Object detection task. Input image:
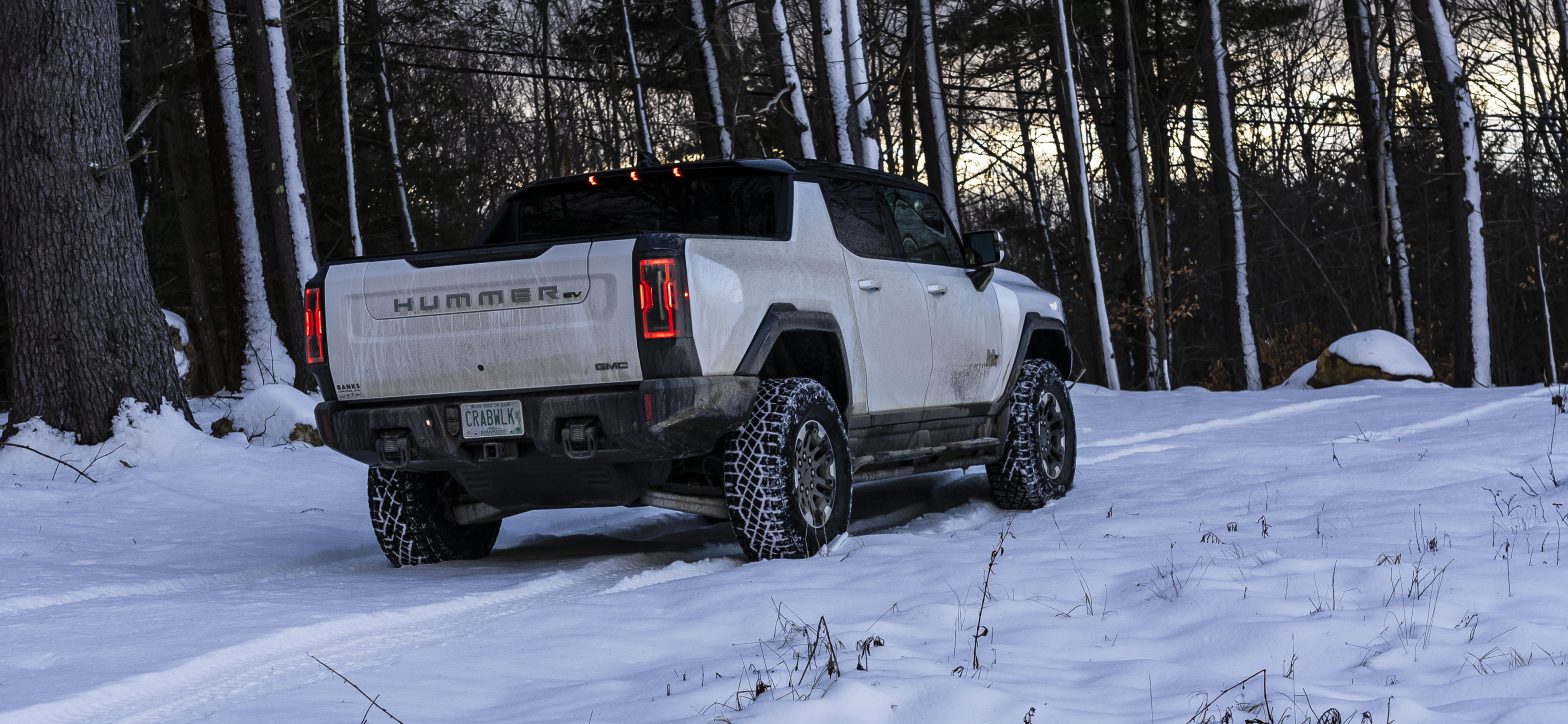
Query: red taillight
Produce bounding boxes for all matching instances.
[637,257,681,339]
[304,287,326,364]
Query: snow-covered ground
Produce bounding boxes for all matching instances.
[3,382,1566,723]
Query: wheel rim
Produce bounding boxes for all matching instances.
[793,420,838,529]
[1036,392,1067,480]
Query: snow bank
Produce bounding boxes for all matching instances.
[1278,359,1317,388]
[0,401,204,484]
[216,384,321,446]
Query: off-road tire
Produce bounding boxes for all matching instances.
[987,359,1076,509]
[368,467,501,567]
[723,378,852,560]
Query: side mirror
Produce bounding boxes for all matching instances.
[965,230,1005,268]
[964,230,1004,291]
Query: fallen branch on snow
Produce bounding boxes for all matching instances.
[0,442,99,483]
[310,654,405,724]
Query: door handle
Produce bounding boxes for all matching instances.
[925,284,948,296]
[857,279,882,292]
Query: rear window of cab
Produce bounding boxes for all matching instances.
[484,168,791,244]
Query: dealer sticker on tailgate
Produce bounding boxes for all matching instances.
[460,400,525,439]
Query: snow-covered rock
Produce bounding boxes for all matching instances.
[212,383,322,445]
[1309,329,1433,387]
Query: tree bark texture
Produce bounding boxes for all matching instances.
[0,0,189,443]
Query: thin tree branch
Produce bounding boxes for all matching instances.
[310,655,405,724]
[0,443,99,483]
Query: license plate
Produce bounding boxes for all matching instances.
[460,400,525,439]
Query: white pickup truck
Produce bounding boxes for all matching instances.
[306,159,1076,566]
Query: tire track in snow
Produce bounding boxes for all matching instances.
[0,553,728,724]
[1331,387,1552,443]
[0,548,385,617]
[1079,443,1179,466]
[1081,395,1380,449]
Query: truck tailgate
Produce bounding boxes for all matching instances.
[323,239,643,401]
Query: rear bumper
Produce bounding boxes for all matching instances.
[316,376,758,468]
[316,376,757,512]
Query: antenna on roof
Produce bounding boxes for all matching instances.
[619,0,657,168]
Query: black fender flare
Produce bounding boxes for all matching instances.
[736,304,854,409]
[990,314,1075,417]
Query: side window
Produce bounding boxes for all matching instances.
[823,179,897,258]
[880,187,965,266]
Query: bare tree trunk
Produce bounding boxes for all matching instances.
[0,0,189,443]
[765,0,817,159]
[1344,0,1415,341]
[911,0,958,224]
[1411,0,1491,386]
[365,0,419,248]
[1012,69,1062,296]
[1506,0,1557,384]
[136,0,227,395]
[1116,0,1164,389]
[253,0,318,288]
[818,0,854,162]
[156,100,229,396]
[1048,0,1120,389]
[243,0,309,385]
[620,0,657,165]
[1140,0,1177,381]
[199,0,293,389]
[754,0,804,158]
[537,0,563,176]
[1197,0,1261,390]
[188,0,247,390]
[1556,0,1568,82]
[898,29,918,177]
[691,0,734,158]
[842,0,881,168]
[335,0,363,255]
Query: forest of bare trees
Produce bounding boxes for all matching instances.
[2,0,1565,439]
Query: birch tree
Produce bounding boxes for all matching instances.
[1047,0,1119,389]
[763,0,817,158]
[842,0,881,168]
[1197,0,1262,390]
[818,0,855,162]
[913,0,958,224]
[366,0,419,248]
[243,0,308,381]
[335,0,364,255]
[204,0,292,387]
[256,0,318,290]
[1343,0,1414,341]
[1,0,188,442]
[1115,0,1165,389]
[1411,0,1491,386]
[690,0,733,158]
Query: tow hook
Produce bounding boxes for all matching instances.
[561,421,600,460]
[377,432,413,468]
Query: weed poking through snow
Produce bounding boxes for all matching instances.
[967,518,1013,676]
